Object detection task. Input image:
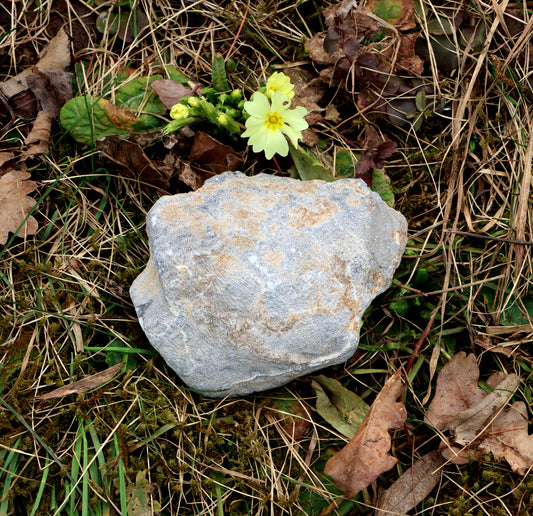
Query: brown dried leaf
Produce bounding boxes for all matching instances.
[424,352,485,431]
[427,353,530,473]
[8,89,38,120]
[479,401,533,475]
[151,79,192,109]
[96,136,174,190]
[395,33,424,74]
[448,374,520,446]
[22,111,54,159]
[474,334,514,356]
[375,451,443,516]
[324,371,406,498]
[179,163,212,191]
[0,169,38,244]
[26,70,73,117]
[35,363,125,401]
[0,152,17,177]
[307,34,342,65]
[189,131,243,175]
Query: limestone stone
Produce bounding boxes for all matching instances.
[130,171,407,397]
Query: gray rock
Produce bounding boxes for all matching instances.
[130,171,407,397]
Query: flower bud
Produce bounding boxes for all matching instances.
[170,103,190,120]
[217,113,241,134]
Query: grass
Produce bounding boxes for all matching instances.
[1,0,533,514]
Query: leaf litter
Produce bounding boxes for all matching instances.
[425,352,532,474]
[0,167,39,245]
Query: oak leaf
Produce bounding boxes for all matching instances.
[0,169,38,244]
[323,371,406,497]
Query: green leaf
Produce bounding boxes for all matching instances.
[311,375,369,439]
[415,90,426,112]
[163,64,190,84]
[60,96,141,145]
[335,149,356,177]
[114,76,168,131]
[212,53,230,92]
[289,146,338,182]
[60,76,170,145]
[371,168,395,207]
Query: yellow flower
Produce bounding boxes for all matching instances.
[241,91,308,159]
[170,103,190,120]
[265,72,295,100]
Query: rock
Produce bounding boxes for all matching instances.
[130,171,407,397]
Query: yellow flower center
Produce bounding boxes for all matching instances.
[265,112,283,130]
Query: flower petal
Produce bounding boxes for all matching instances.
[263,129,289,159]
[270,91,291,113]
[243,92,270,118]
[283,106,309,131]
[280,125,302,148]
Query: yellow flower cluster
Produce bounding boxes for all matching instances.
[241,73,308,160]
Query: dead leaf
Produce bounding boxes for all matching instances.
[151,79,193,109]
[395,33,425,74]
[307,34,343,66]
[0,152,17,177]
[0,169,38,245]
[26,70,73,117]
[22,111,54,158]
[424,352,485,431]
[96,135,174,190]
[35,362,125,401]
[375,451,443,516]
[324,371,406,498]
[178,163,212,191]
[448,373,520,446]
[474,334,514,356]
[426,353,530,473]
[6,89,38,120]
[189,131,243,175]
[479,401,533,475]
[1,27,70,99]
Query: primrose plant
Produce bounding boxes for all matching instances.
[164,71,308,160]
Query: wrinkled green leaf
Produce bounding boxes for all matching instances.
[371,168,395,207]
[126,471,160,516]
[114,76,168,131]
[289,146,337,182]
[60,74,177,144]
[60,96,140,145]
[311,375,369,439]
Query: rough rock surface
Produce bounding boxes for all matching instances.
[130,171,407,397]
